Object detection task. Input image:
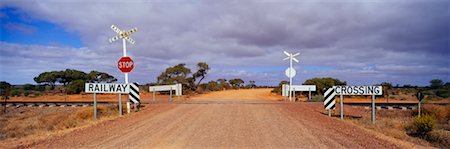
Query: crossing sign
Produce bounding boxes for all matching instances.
[109,25,138,44]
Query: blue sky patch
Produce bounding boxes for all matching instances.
[1,7,83,48]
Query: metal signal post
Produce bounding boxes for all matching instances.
[283,51,300,102]
[109,25,138,113]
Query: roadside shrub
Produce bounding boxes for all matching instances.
[23,84,36,91]
[23,91,31,96]
[206,81,222,91]
[406,114,435,137]
[10,90,21,97]
[35,85,46,91]
[435,89,450,98]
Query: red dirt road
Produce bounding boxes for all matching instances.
[12,89,418,148]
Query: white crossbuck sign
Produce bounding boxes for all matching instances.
[109,25,138,44]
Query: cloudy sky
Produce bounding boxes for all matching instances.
[0,0,449,86]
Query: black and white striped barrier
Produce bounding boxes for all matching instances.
[129,82,140,104]
[324,88,336,110]
[324,88,336,117]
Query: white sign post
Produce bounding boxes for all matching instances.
[149,84,183,102]
[85,83,131,120]
[283,51,300,102]
[282,85,317,101]
[84,83,130,93]
[109,25,138,113]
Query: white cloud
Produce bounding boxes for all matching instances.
[1,0,449,85]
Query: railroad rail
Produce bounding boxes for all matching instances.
[344,102,450,110]
[1,101,116,108]
[1,100,448,109]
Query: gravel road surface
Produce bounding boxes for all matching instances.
[18,89,406,149]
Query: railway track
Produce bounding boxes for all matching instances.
[1,100,448,109]
[1,101,116,108]
[344,102,450,110]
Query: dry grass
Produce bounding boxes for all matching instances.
[0,105,120,141]
[349,109,431,146]
[349,107,450,148]
[422,104,450,124]
[427,129,450,148]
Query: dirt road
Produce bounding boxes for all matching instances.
[15,89,411,148]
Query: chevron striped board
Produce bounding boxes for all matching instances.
[324,87,336,109]
[129,82,140,104]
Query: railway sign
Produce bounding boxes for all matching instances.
[283,51,299,63]
[325,86,383,124]
[118,57,134,73]
[416,91,424,101]
[333,86,382,95]
[85,83,129,93]
[109,25,138,44]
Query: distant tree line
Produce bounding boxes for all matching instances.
[34,69,117,94]
[155,62,253,94]
[0,69,117,97]
[3,64,447,99]
[378,79,450,99]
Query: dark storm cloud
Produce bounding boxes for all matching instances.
[1,0,449,85]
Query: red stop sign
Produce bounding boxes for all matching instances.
[118,57,134,73]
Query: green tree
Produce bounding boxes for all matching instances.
[66,79,85,94]
[248,80,256,88]
[34,71,58,88]
[192,62,210,87]
[217,78,230,90]
[0,81,12,98]
[58,69,87,86]
[87,71,117,83]
[229,78,244,89]
[429,79,443,89]
[206,81,221,91]
[157,63,192,87]
[303,77,346,95]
